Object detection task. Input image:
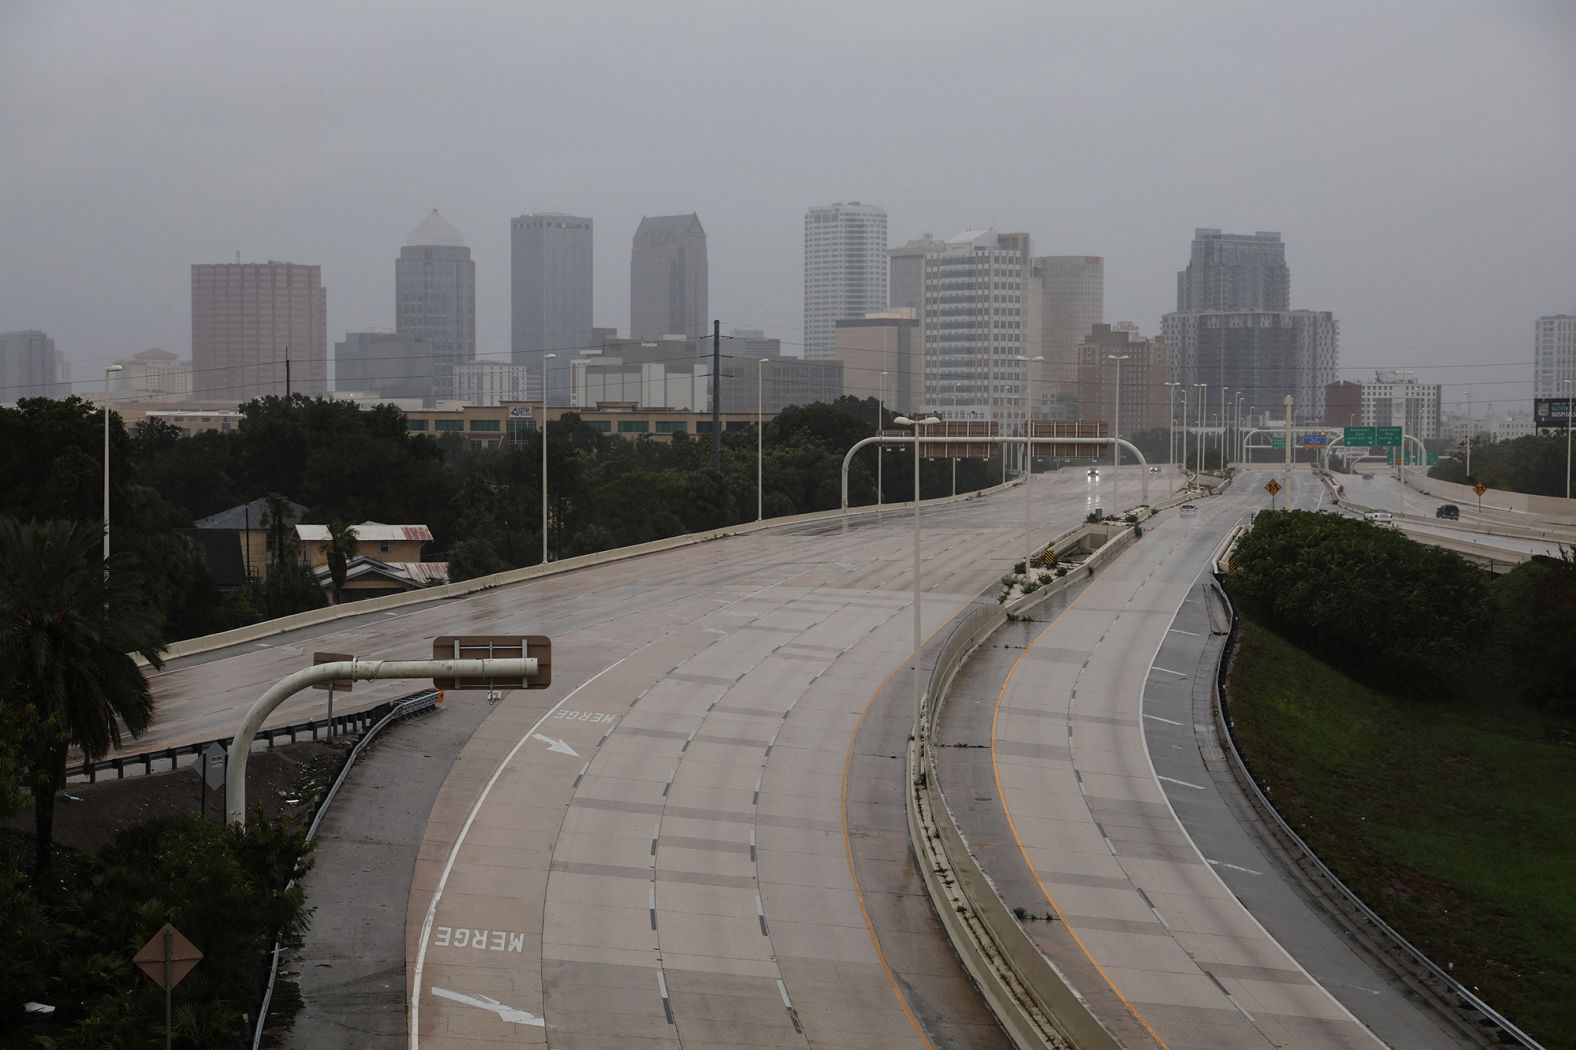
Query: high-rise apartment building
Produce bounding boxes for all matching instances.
[921,230,1032,430]
[1534,312,1576,399]
[191,261,326,401]
[0,330,67,401]
[1074,324,1172,436]
[630,214,707,342]
[1034,255,1105,397]
[512,213,592,405]
[1176,229,1290,312]
[803,202,887,360]
[1361,370,1441,439]
[397,209,475,401]
[1162,310,1338,426]
[887,238,945,318]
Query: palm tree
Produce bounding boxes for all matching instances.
[260,492,299,570]
[0,517,165,877]
[324,521,359,604]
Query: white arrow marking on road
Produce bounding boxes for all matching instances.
[1157,775,1206,790]
[431,986,545,1026]
[1207,857,1264,876]
[531,733,580,757]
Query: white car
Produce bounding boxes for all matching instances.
[1363,511,1395,526]
[1148,466,1161,473]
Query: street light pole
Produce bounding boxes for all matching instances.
[878,371,888,513]
[1164,381,1180,476]
[1017,354,1044,572]
[1180,384,1190,486]
[541,352,556,565]
[894,414,940,770]
[1465,392,1473,479]
[1220,387,1230,470]
[1197,383,1208,474]
[757,359,768,521]
[103,364,122,568]
[1108,354,1129,511]
[1557,379,1569,498]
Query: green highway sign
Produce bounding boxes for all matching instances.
[1270,435,1287,449]
[1427,450,1439,466]
[1343,426,1375,446]
[1376,425,1404,446]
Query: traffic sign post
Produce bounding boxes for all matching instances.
[313,651,354,739]
[134,923,202,1050]
[1270,435,1287,449]
[1474,481,1487,511]
[195,741,226,822]
[1376,425,1403,447]
[1264,477,1281,510]
[1427,450,1439,466]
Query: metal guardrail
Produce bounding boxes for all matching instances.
[251,689,440,1049]
[68,702,408,785]
[1207,579,1543,1050]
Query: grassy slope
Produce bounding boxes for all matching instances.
[1228,618,1576,1046]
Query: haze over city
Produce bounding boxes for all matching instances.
[4,0,1573,415]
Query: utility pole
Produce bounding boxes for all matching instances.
[711,320,721,472]
[285,347,291,398]
[1283,394,1294,508]
[1465,392,1473,479]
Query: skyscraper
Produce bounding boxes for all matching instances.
[512,213,592,405]
[1162,310,1338,426]
[888,237,945,318]
[0,329,67,400]
[1164,229,1336,426]
[1176,229,1290,312]
[921,230,1032,428]
[803,202,887,360]
[1534,312,1576,399]
[1034,255,1105,395]
[630,214,707,342]
[397,209,475,401]
[191,262,326,401]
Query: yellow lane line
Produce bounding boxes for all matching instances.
[989,550,1174,1050]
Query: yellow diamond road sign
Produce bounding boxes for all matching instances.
[1264,479,1281,495]
[134,923,202,990]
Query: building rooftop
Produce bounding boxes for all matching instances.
[406,209,466,248]
[194,497,308,531]
[634,213,705,239]
[296,522,434,544]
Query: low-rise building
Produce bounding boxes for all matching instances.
[192,496,310,582]
[112,348,192,401]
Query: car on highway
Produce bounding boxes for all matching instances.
[1363,510,1395,526]
[1436,504,1460,520]
[1087,468,1099,478]
[1179,503,1198,517]
[1362,472,1374,480]
[1148,466,1161,473]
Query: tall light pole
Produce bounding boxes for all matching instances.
[1219,387,1230,470]
[1461,392,1472,480]
[1164,381,1181,474]
[757,359,768,521]
[878,371,888,512]
[1180,384,1190,485]
[894,415,940,763]
[1196,383,1208,474]
[103,364,123,567]
[1016,354,1044,572]
[1564,379,1573,500]
[1108,354,1129,511]
[541,352,556,564]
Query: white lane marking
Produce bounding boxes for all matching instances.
[430,987,545,1027]
[1167,628,1200,637]
[409,657,625,1048]
[1157,775,1206,791]
[1207,858,1264,876]
[531,733,580,757]
[1152,666,1189,678]
[1143,713,1183,726]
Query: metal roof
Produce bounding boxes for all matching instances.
[295,522,433,544]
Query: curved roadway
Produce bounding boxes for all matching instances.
[141,468,1156,1047]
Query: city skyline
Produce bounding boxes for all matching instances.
[2,3,1573,418]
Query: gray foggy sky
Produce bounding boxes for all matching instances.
[3,0,1573,416]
